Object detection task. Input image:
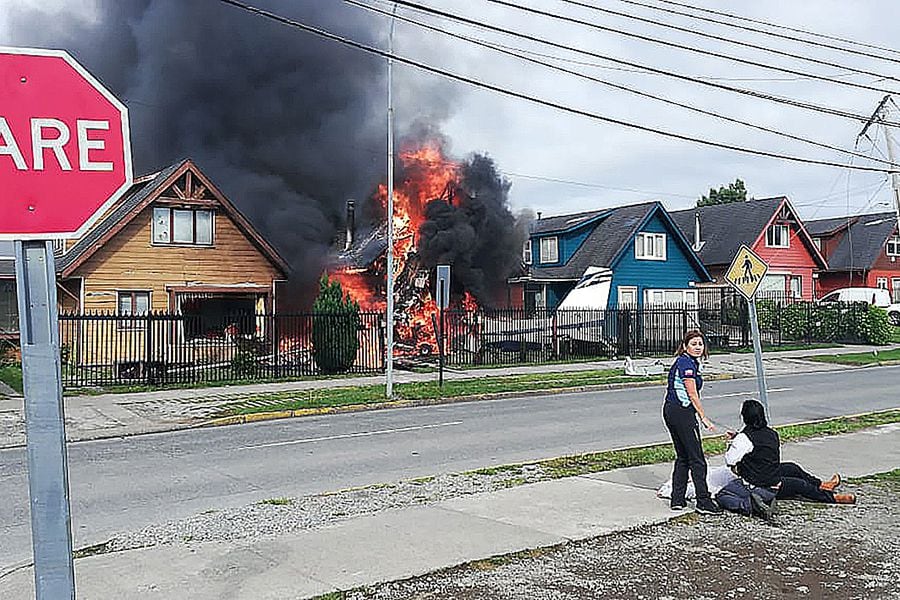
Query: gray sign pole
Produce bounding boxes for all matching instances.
[747,297,769,416]
[15,240,76,599]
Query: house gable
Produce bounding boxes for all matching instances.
[60,160,288,279]
[609,206,710,306]
[750,198,826,270]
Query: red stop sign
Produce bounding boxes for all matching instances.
[0,47,132,239]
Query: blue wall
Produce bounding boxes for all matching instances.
[532,224,593,267]
[609,212,704,307]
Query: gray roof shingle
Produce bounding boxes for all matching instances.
[807,211,898,271]
[804,216,855,237]
[670,197,785,266]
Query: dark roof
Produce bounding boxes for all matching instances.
[530,208,611,235]
[810,211,898,271]
[57,160,187,273]
[804,216,856,237]
[670,197,786,266]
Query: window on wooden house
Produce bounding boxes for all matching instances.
[887,236,900,257]
[523,239,533,265]
[635,232,666,260]
[766,224,790,248]
[539,237,558,263]
[117,291,150,330]
[812,237,822,250]
[152,207,214,245]
[877,277,888,290]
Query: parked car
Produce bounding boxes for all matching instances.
[818,287,900,325]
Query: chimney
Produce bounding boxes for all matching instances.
[536,211,542,220]
[693,212,702,251]
[344,199,355,251]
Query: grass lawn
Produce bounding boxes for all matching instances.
[0,363,22,394]
[805,347,900,366]
[712,342,838,355]
[219,369,663,417]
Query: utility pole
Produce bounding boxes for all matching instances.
[385,3,397,398]
[859,95,900,235]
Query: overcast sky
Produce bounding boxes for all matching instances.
[3,0,900,262]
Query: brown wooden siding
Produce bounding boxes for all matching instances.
[75,207,281,312]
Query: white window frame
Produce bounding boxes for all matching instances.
[812,237,821,250]
[523,239,533,265]
[152,206,215,246]
[539,236,559,264]
[635,232,666,261]
[644,288,698,306]
[876,277,888,290]
[789,275,802,298]
[887,236,900,257]
[766,224,790,248]
[617,286,638,306]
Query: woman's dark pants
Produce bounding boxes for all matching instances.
[663,402,710,503]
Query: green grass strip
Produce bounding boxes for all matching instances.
[220,369,662,417]
[468,409,900,481]
[804,348,900,366]
[0,364,23,394]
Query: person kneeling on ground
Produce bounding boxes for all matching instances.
[717,399,856,519]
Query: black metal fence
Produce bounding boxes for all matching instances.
[58,311,385,388]
[53,290,873,388]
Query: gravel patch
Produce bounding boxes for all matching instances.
[346,478,900,600]
[105,464,548,552]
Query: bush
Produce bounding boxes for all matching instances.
[858,305,892,345]
[312,275,361,374]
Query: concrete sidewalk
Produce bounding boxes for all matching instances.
[0,344,896,449]
[2,423,897,599]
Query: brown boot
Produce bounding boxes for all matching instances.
[820,473,841,492]
[833,493,856,504]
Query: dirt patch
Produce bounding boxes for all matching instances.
[349,479,900,599]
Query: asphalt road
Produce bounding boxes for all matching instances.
[1,365,898,568]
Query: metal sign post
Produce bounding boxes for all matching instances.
[15,241,75,599]
[436,265,450,390]
[723,244,770,416]
[2,47,134,600]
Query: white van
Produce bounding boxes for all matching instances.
[818,287,900,325]
[818,287,891,307]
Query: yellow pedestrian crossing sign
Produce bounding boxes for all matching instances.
[724,244,769,299]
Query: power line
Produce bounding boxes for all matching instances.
[503,171,697,199]
[350,0,898,168]
[382,0,900,128]
[216,0,897,174]
[486,0,900,96]
[558,0,900,85]
[650,0,900,60]
[613,0,900,68]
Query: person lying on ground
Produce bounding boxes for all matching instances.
[723,400,856,515]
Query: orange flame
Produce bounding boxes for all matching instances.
[335,141,477,356]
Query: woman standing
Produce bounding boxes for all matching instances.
[663,330,722,514]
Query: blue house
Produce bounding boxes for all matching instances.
[510,201,711,310]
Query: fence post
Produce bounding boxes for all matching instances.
[144,312,153,386]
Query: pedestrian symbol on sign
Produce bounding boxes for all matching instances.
[725,245,768,299]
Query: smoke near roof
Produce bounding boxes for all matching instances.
[2,0,523,307]
[0,3,426,288]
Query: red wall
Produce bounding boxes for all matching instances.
[752,230,819,300]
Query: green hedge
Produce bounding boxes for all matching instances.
[756,300,890,345]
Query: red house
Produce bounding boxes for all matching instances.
[805,212,900,301]
[671,197,827,300]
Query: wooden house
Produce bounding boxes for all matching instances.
[805,212,900,301]
[671,197,827,301]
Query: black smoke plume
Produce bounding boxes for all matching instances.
[2,0,457,307]
[416,153,526,307]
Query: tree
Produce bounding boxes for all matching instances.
[312,275,361,374]
[698,178,749,207]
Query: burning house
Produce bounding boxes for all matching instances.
[331,141,524,359]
